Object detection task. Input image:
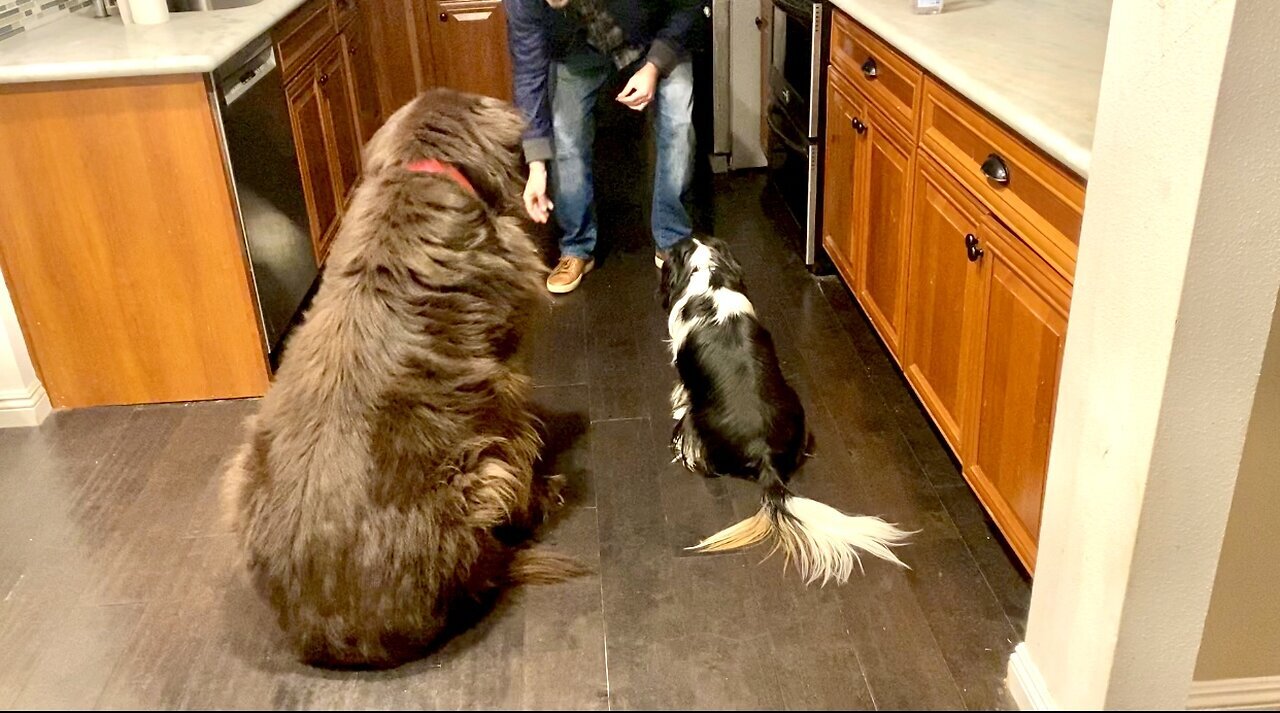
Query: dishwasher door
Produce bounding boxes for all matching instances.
[216,39,318,356]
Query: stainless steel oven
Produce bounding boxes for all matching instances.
[765,0,827,266]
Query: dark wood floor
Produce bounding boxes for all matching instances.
[0,169,1029,709]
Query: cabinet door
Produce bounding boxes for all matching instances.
[365,0,427,114]
[343,17,384,146]
[854,104,913,356]
[318,40,361,208]
[427,0,514,101]
[286,68,339,261]
[822,77,862,287]
[964,218,1070,573]
[902,155,987,453]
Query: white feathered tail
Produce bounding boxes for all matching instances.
[687,464,914,585]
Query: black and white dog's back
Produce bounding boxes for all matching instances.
[663,238,913,584]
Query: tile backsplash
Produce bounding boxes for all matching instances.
[0,0,95,43]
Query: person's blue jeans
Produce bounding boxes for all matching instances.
[550,53,695,259]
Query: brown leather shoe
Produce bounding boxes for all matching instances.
[547,256,594,294]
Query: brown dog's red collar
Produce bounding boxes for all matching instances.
[405,158,476,196]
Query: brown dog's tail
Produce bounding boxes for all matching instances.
[687,463,915,585]
[507,546,592,585]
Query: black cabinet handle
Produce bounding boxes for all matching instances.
[851,117,866,134]
[439,12,447,22]
[965,233,984,262]
[318,72,329,86]
[755,16,764,30]
[861,58,878,79]
[981,153,1010,184]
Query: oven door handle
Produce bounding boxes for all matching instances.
[766,102,810,155]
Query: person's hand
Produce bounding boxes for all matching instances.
[616,62,659,111]
[523,161,553,223]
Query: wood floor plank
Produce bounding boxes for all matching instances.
[11,602,146,709]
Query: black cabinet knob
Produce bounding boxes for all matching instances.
[439,12,447,22]
[965,233,984,262]
[318,72,329,86]
[861,58,878,79]
[981,153,1010,184]
[851,117,866,134]
[755,16,764,30]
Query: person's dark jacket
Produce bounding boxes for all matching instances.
[506,0,705,164]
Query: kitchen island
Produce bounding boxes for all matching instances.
[0,0,374,408]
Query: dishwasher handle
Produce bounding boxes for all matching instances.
[220,46,279,107]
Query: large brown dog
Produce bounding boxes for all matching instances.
[222,88,581,667]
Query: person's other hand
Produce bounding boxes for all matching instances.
[617,62,659,111]
[524,161,553,223]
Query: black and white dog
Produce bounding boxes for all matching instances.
[661,238,913,584]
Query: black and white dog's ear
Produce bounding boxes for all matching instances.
[702,238,748,291]
[661,239,697,311]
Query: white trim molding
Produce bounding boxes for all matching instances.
[0,380,52,429]
[1008,643,1056,711]
[2,265,51,429]
[1188,676,1280,710]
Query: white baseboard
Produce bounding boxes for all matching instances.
[0,381,52,428]
[1008,643,1057,710]
[1008,642,1279,710]
[1188,676,1280,710]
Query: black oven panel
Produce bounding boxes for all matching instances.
[769,0,824,140]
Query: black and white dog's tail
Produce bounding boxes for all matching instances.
[687,462,913,585]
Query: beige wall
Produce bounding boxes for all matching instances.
[1195,291,1280,682]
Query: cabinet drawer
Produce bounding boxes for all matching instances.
[921,78,1085,281]
[274,0,337,81]
[830,13,922,137]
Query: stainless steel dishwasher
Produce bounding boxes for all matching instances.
[211,36,318,357]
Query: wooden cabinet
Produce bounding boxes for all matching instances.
[342,16,384,145]
[425,0,514,101]
[347,0,516,119]
[830,11,922,137]
[820,11,1086,573]
[318,41,362,207]
[285,38,360,263]
[902,156,986,454]
[964,218,1070,573]
[0,75,272,408]
[824,68,914,358]
[855,104,913,356]
[364,0,430,115]
[286,68,341,261]
[922,79,1084,280]
[274,0,335,79]
[822,75,862,285]
[275,0,373,264]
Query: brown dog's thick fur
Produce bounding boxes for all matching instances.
[221,88,583,668]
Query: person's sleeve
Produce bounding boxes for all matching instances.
[507,0,554,163]
[646,0,704,76]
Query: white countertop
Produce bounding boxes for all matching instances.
[0,0,308,84]
[829,0,1110,178]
